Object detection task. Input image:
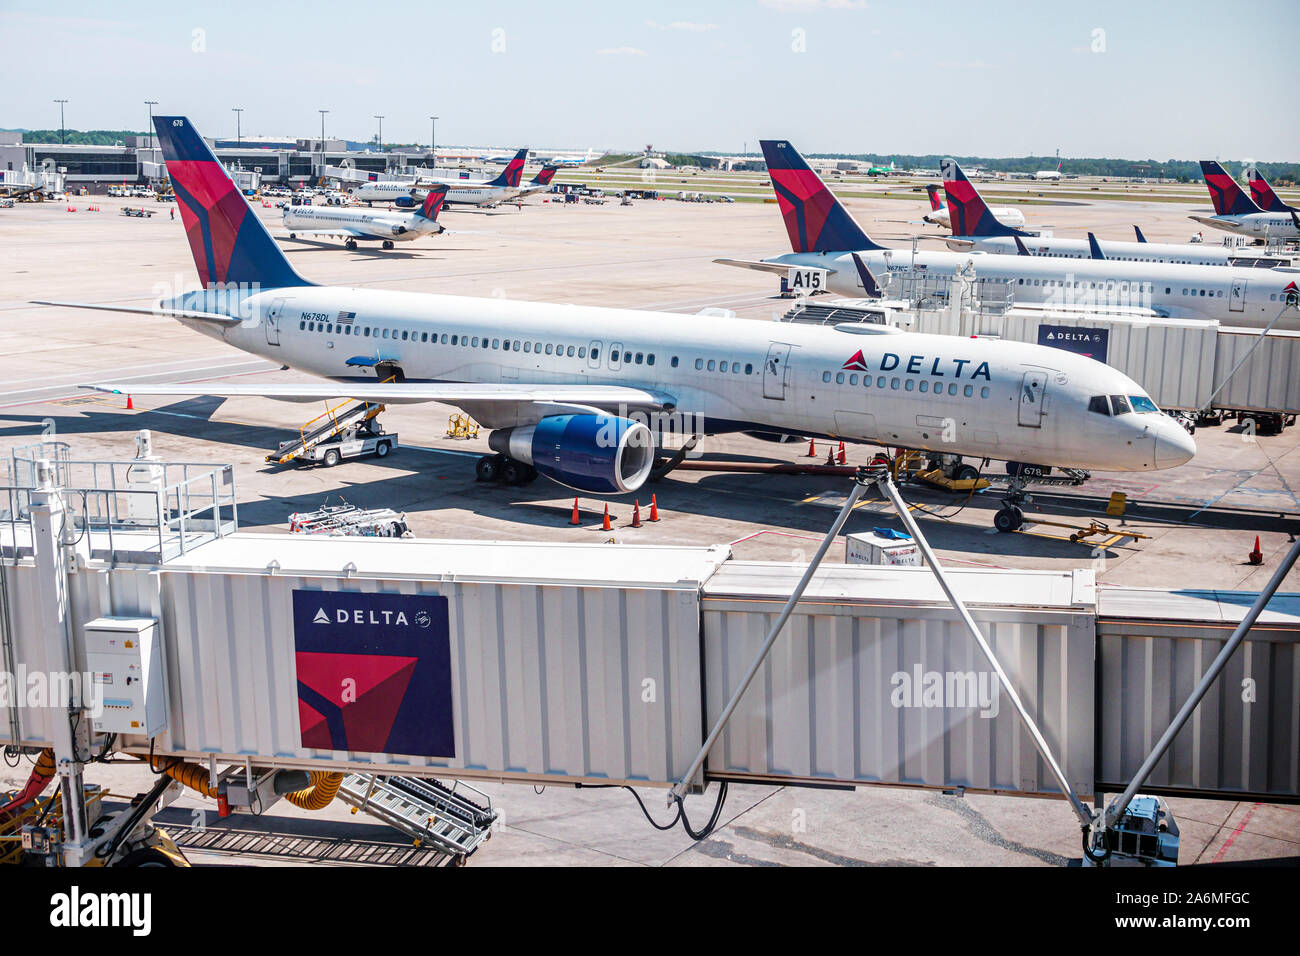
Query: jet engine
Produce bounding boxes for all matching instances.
[488,414,655,494]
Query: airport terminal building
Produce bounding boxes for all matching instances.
[0,131,444,188]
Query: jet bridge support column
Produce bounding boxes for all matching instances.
[26,459,93,864]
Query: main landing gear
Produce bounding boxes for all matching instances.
[382,239,395,249]
[344,238,358,250]
[649,435,701,481]
[475,454,538,486]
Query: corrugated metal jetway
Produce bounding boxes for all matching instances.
[2,529,1297,804]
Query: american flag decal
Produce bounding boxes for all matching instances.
[337,311,356,323]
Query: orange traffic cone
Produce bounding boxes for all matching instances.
[825,445,837,466]
[602,503,612,531]
[126,394,134,410]
[648,494,660,522]
[805,438,816,458]
[569,498,581,525]
[837,441,846,465]
[1248,536,1263,565]
[631,500,642,528]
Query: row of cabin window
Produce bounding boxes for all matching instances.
[823,370,991,398]
[1035,252,1205,264]
[300,320,604,360]
[1017,278,1154,292]
[693,358,755,375]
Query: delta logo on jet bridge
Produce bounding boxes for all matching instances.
[292,590,453,758]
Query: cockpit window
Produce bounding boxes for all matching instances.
[1129,395,1159,414]
[1109,395,1131,416]
[1088,395,1110,416]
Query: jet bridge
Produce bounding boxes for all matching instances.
[1,447,1296,866]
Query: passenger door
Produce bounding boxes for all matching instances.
[265,298,285,346]
[1018,370,1047,427]
[1229,278,1246,313]
[763,343,793,400]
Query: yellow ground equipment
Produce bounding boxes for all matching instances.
[1018,515,1151,548]
[447,414,480,440]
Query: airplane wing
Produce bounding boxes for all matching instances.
[939,237,976,249]
[32,300,243,325]
[713,258,834,276]
[82,380,677,409]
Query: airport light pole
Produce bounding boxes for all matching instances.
[430,116,438,167]
[54,99,68,145]
[232,107,243,148]
[374,115,384,153]
[318,109,329,150]
[144,100,157,152]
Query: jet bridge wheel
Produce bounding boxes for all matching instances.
[993,506,1024,533]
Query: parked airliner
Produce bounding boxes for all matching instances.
[938,159,1274,267]
[349,149,529,207]
[1193,161,1300,240]
[1247,165,1297,214]
[283,185,448,250]
[922,181,1025,230]
[715,141,1300,331]
[36,117,1197,531]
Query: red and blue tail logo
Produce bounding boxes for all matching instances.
[1200,161,1261,216]
[760,140,878,253]
[1247,165,1294,213]
[941,158,1024,238]
[533,165,558,187]
[417,184,449,220]
[925,184,944,212]
[488,148,528,188]
[154,116,309,289]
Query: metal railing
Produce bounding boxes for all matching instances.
[1,454,238,564]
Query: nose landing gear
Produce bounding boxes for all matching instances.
[993,476,1031,533]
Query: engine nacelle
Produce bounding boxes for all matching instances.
[393,195,417,209]
[391,224,407,235]
[488,414,654,495]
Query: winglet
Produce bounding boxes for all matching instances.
[851,253,884,298]
[1012,235,1032,256]
[1087,232,1106,260]
[1134,225,1147,243]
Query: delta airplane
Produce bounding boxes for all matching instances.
[922,182,1026,230]
[283,186,448,250]
[938,159,1271,267]
[35,117,1198,532]
[349,149,529,206]
[715,141,1300,331]
[1247,165,1297,215]
[1193,161,1300,241]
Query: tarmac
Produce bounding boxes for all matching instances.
[1,186,1297,866]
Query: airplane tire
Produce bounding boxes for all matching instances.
[956,464,980,482]
[475,455,502,483]
[993,507,1023,533]
[289,232,296,239]
[383,240,394,249]
[501,459,528,486]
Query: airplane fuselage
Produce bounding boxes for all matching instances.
[945,235,1268,267]
[766,249,1300,329]
[170,285,1195,473]
[1190,212,1300,241]
[281,205,441,242]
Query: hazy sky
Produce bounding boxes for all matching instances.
[2,0,1296,160]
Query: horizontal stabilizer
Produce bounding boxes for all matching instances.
[32,300,243,324]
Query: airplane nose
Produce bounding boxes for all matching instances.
[1154,420,1197,468]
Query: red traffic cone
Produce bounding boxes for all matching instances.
[825,445,837,466]
[569,498,581,525]
[631,500,642,528]
[805,438,816,458]
[837,441,846,465]
[648,494,660,522]
[602,503,612,531]
[1248,536,1263,565]
[126,394,134,410]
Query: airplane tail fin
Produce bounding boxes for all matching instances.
[488,148,529,188]
[1246,165,1293,213]
[941,158,1025,237]
[153,116,311,288]
[759,140,882,253]
[415,184,449,221]
[1200,160,1261,216]
[1134,225,1147,243]
[925,183,944,212]
[532,165,559,187]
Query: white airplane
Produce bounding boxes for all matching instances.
[716,141,1300,331]
[922,181,1025,230]
[350,149,529,207]
[938,159,1277,267]
[283,186,448,250]
[1193,161,1300,241]
[35,116,1198,534]
[1034,162,1062,181]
